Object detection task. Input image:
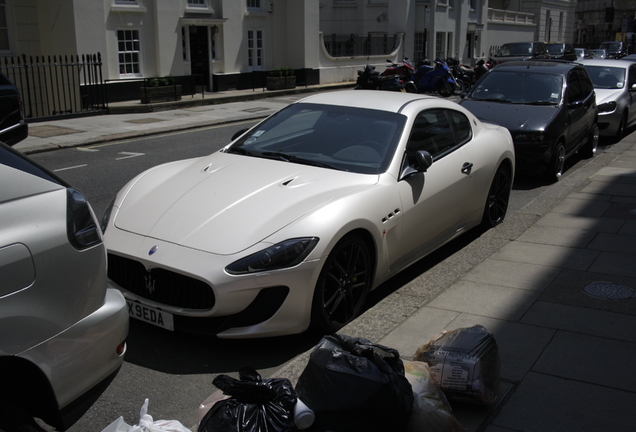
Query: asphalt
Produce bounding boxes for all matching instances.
[15,84,636,432]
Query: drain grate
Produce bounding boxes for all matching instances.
[583,282,636,300]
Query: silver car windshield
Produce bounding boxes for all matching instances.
[583,66,626,89]
[469,70,563,105]
[227,103,407,174]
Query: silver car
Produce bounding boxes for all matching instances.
[579,59,636,140]
[0,142,129,431]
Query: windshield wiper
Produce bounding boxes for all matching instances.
[261,152,336,169]
[525,100,556,105]
[226,147,255,156]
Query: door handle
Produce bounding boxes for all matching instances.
[461,162,473,174]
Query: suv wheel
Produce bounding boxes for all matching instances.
[547,142,566,183]
[581,123,599,158]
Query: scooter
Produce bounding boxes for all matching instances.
[414,59,456,97]
[379,58,417,93]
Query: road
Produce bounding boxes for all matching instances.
[30,120,607,431]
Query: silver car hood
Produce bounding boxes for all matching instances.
[114,153,378,255]
[593,88,622,105]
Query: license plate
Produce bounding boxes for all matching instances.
[127,300,174,331]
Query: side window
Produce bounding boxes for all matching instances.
[629,65,636,88]
[448,110,472,145]
[566,72,584,102]
[577,70,594,97]
[406,109,456,159]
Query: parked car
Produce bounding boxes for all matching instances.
[546,43,577,61]
[0,72,28,146]
[590,49,607,59]
[103,90,515,339]
[0,142,128,431]
[575,48,593,59]
[494,42,550,63]
[579,59,636,141]
[599,41,628,59]
[460,61,598,182]
[621,54,636,61]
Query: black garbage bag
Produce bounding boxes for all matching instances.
[295,334,413,432]
[198,367,297,432]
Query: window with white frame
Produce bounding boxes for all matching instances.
[247,29,263,70]
[114,0,138,4]
[210,26,218,60]
[247,0,261,9]
[414,32,426,65]
[0,0,10,53]
[182,27,189,61]
[435,32,445,59]
[117,29,141,76]
[188,0,206,6]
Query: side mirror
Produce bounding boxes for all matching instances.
[231,128,249,141]
[400,150,433,179]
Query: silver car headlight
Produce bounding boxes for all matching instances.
[597,101,617,114]
[226,237,319,275]
[67,188,102,250]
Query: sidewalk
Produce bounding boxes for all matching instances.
[17,87,636,431]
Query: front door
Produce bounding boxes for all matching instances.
[190,26,210,91]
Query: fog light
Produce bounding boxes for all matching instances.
[116,341,127,356]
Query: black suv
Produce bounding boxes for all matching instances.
[546,43,577,61]
[599,41,628,59]
[494,42,550,63]
[0,72,27,146]
[460,61,598,182]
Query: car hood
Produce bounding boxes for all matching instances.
[594,88,623,105]
[460,100,559,133]
[114,153,378,255]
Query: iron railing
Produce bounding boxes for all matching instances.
[324,34,399,58]
[0,53,107,121]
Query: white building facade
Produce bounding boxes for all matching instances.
[2,0,575,101]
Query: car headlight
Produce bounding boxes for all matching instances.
[101,197,115,234]
[597,101,617,114]
[515,131,545,143]
[226,237,319,275]
[67,188,102,250]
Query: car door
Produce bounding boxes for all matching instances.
[627,64,636,127]
[391,108,476,272]
[565,69,595,153]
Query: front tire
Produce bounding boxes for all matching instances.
[437,80,453,97]
[482,164,512,228]
[581,122,599,159]
[311,234,372,335]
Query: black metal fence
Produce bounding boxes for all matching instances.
[0,53,107,121]
[324,34,399,58]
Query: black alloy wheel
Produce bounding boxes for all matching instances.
[482,164,512,228]
[311,234,372,334]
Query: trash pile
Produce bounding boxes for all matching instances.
[101,325,499,432]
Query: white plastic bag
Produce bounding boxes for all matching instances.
[101,399,192,432]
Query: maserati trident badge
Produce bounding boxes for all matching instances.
[149,245,158,255]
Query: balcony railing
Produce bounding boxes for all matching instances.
[487,8,536,26]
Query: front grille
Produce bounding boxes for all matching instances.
[108,253,215,310]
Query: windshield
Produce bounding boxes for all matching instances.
[227,103,406,174]
[497,43,532,57]
[583,65,626,89]
[468,70,563,105]
[600,42,621,51]
[547,45,564,55]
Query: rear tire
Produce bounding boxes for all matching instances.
[546,142,566,183]
[311,234,372,335]
[437,80,453,97]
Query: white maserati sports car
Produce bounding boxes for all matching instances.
[102,90,515,338]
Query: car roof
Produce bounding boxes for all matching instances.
[491,60,582,73]
[578,59,635,67]
[295,90,457,114]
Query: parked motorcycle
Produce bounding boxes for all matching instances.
[355,58,417,93]
[446,58,475,92]
[413,59,456,97]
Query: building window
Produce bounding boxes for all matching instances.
[117,29,141,76]
[247,29,263,70]
[0,0,10,52]
[414,32,426,65]
[247,0,260,9]
[210,26,218,59]
[188,0,206,6]
[447,33,453,58]
[182,26,189,61]
[435,32,445,59]
[115,0,138,4]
